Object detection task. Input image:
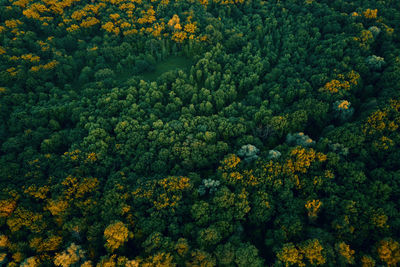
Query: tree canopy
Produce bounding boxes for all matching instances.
[1,0,400,265]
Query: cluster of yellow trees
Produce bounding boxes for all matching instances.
[219,147,328,191]
[132,176,192,211]
[277,239,326,266]
[8,0,205,42]
[277,239,400,267]
[321,71,360,95]
[363,98,399,151]
[351,8,377,19]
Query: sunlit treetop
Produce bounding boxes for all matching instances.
[337,100,350,110]
[277,243,305,267]
[337,242,355,264]
[363,9,378,19]
[104,221,129,252]
[54,243,86,267]
[377,238,400,267]
[305,199,322,219]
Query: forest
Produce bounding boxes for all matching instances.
[0,0,400,265]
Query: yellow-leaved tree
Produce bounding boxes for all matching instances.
[54,243,86,267]
[300,239,326,265]
[377,238,400,266]
[104,221,129,252]
[277,243,304,266]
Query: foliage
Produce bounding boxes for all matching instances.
[366,55,386,71]
[237,144,259,162]
[286,132,315,147]
[54,243,86,267]
[0,0,400,265]
[104,222,129,252]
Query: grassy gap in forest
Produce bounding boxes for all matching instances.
[138,55,193,81]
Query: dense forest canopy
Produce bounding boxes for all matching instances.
[1,0,400,265]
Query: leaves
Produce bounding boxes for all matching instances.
[0,0,400,265]
[104,221,129,252]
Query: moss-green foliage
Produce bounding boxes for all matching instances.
[1,0,400,265]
